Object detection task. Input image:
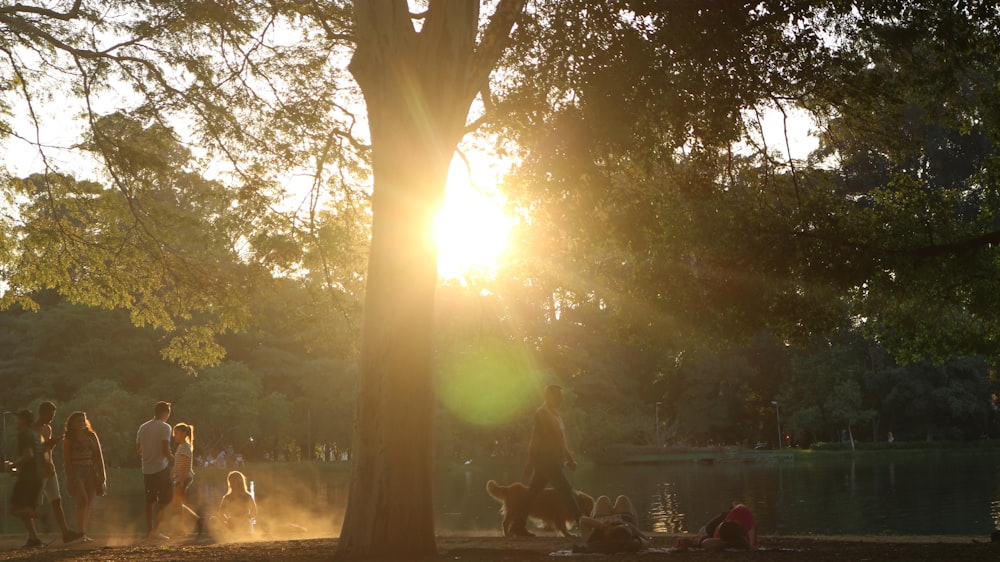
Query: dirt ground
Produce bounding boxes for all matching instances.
[0,533,997,561]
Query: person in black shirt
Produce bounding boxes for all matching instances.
[9,409,46,548]
[508,385,583,537]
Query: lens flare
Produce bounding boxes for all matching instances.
[437,340,544,425]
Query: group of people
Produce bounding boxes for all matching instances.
[507,384,758,553]
[7,399,258,548]
[8,402,103,548]
[136,400,258,541]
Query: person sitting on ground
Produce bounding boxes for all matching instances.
[218,470,258,539]
[575,495,649,553]
[680,502,758,551]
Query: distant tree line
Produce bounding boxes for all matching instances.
[0,288,357,468]
[3,284,997,469]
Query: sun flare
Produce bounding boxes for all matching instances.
[435,162,515,283]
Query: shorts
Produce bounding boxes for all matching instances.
[68,468,98,499]
[42,474,61,501]
[143,467,173,505]
[174,475,193,490]
[10,477,43,509]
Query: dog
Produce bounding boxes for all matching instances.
[486,479,595,537]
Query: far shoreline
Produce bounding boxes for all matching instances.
[0,532,996,561]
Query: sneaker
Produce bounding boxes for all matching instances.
[22,537,43,548]
[146,532,170,541]
[81,535,94,543]
[63,530,85,544]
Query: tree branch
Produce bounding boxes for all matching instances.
[0,0,83,20]
[910,229,1000,258]
[466,0,526,101]
[350,0,416,92]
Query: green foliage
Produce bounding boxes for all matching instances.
[0,1,367,367]
[489,0,1000,372]
[869,357,993,441]
[573,407,657,458]
[779,332,875,443]
[658,347,757,446]
[0,293,359,467]
[61,379,142,468]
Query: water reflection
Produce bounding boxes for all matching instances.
[648,481,685,533]
[993,462,1000,529]
[1,454,999,537]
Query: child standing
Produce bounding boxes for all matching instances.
[170,423,203,535]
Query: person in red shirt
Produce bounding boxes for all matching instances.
[681,502,758,550]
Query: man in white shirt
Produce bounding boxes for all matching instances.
[136,401,174,540]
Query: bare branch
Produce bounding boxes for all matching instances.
[0,0,83,21]
[466,0,526,100]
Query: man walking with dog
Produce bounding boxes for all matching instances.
[508,384,584,537]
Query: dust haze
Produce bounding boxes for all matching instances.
[78,464,345,546]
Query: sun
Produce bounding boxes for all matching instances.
[434,159,515,283]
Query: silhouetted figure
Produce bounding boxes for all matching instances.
[170,423,204,535]
[63,411,106,542]
[10,410,45,548]
[137,401,174,540]
[508,384,583,537]
[218,470,258,540]
[680,502,758,551]
[33,401,84,544]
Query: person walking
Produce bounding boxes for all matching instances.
[9,410,46,548]
[32,401,84,544]
[508,384,583,537]
[136,401,174,540]
[170,423,204,535]
[63,411,107,542]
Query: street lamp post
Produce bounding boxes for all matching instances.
[654,402,662,444]
[771,400,781,450]
[1,410,11,466]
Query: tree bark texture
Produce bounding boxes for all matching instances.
[337,1,525,558]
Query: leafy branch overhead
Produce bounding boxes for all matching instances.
[0,0,367,366]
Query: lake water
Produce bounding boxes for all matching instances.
[448,451,1000,537]
[1,452,998,537]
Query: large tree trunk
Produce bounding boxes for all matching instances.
[336,1,525,558]
[336,141,449,557]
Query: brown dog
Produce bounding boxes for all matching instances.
[486,479,595,537]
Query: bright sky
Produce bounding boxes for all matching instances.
[751,105,819,161]
[3,94,817,288]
